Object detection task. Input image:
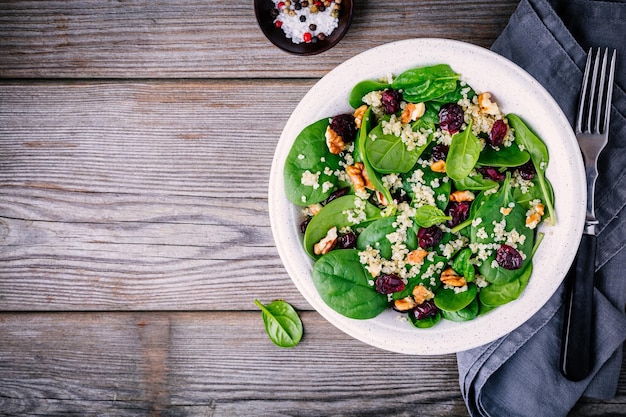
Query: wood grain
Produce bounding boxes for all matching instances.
[0,312,623,417]
[0,80,313,311]
[0,0,519,78]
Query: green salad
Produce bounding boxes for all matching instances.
[283,64,555,328]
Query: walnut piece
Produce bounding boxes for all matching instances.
[450,190,475,202]
[314,226,338,255]
[325,126,345,154]
[412,285,435,305]
[353,105,368,129]
[440,268,467,287]
[430,160,446,173]
[346,162,373,193]
[406,248,428,265]
[401,102,426,124]
[478,92,500,116]
[393,296,417,312]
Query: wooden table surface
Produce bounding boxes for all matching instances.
[1,1,624,416]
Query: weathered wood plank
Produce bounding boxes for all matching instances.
[0,0,519,78]
[0,80,311,310]
[0,311,623,416]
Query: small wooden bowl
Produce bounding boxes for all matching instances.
[255,0,353,55]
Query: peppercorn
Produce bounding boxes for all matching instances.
[317,33,326,41]
[303,32,312,42]
[318,5,325,11]
[309,23,317,31]
[299,15,306,22]
[310,5,318,13]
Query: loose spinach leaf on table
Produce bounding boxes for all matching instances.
[284,118,343,206]
[446,121,482,181]
[507,113,556,225]
[303,195,382,259]
[312,249,388,319]
[254,299,303,348]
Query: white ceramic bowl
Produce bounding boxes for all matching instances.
[268,38,585,354]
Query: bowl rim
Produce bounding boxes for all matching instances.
[268,38,586,354]
[254,0,354,55]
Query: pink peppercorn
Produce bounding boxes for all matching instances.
[275,20,283,28]
[303,32,312,42]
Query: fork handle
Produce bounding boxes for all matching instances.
[560,233,596,381]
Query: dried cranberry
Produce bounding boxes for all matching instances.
[329,114,357,143]
[431,144,450,162]
[496,244,523,270]
[375,274,405,294]
[381,89,403,114]
[477,166,506,182]
[516,160,536,180]
[299,217,311,234]
[324,186,350,205]
[446,201,472,227]
[488,119,508,147]
[417,225,443,249]
[438,103,464,134]
[337,232,357,249]
[412,299,438,320]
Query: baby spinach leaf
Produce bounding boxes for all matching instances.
[408,310,442,328]
[454,175,498,191]
[507,113,556,225]
[413,205,452,228]
[446,122,482,181]
[452,248,475,282]
[434,283,477,312]
[392,64,460,103]
[511,173,554,210]
[312,249,388,319]
[349,80,390,109]
[254,299,303,348]
[356,216,418,259]
[365,123,425,174]
[479,263,532,307]
[304,195,382,259]
[440,298,479,322]
[470,174,534,284]
[478,142,530,167]
[284,118,343,206]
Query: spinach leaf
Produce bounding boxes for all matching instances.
[408,310,442,328]
[365,122,427,173]
[357,107,394,207]
[479,263,532,307]
[312,249,388,319]
[454,175,498,191]
[356,216,417,259]
[254,299,303,348]
[392,254,447,300]
[451,248,475,282]
[440,298,479,322]
[401,166,450,211]
[478,142,530,167]
[413,205,452,228]
[445,121,482,181]
[304,195,382,259]
[507,113,556,225]
[392,64,460,103]
[512,173,555,210]
[284,118,343,206]
[470,174,534,284]
[349,80,390,109]
[434,283,477,312]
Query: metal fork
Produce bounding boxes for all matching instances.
[561,47,617,381]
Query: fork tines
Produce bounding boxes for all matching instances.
[576,48,617,135]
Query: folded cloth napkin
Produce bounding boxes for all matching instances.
[457,0,626,416]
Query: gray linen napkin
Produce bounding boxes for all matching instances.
[456,0,626,416]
